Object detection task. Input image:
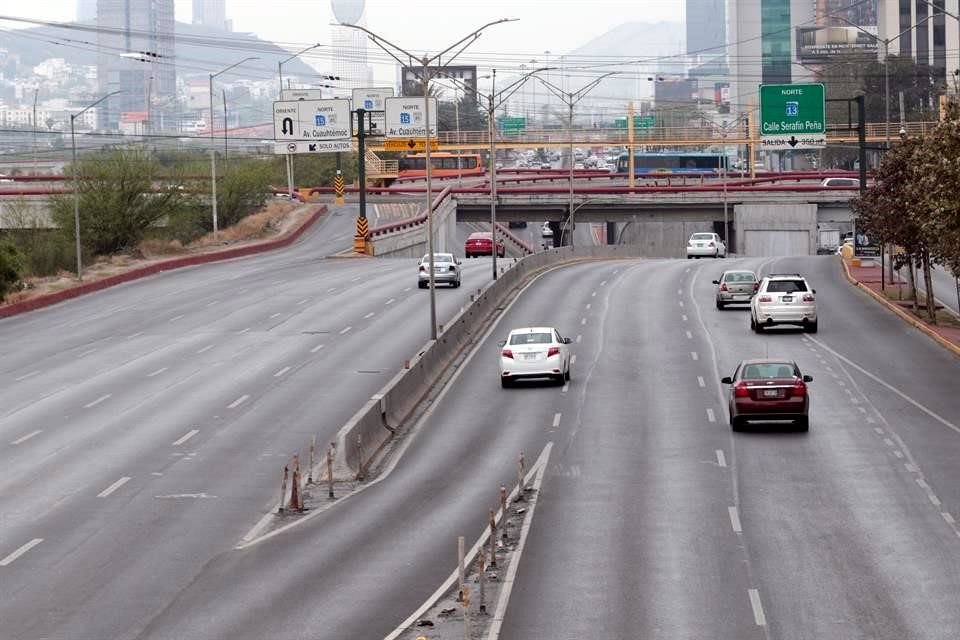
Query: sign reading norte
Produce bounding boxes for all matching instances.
[759,83,826,150]
[384,97,438,139]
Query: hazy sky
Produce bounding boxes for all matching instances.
[3,0,683,61]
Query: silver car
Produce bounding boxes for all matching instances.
[712,270,759,309]
[417,253,461,288]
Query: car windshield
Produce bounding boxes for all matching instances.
[692,233,714,240]
[509,332,553,345]
[741,363,796,379]
[766,280,808,293]
[723,272,755,282]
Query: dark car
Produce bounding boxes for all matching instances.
[465,231,505,258]
[721,359,812,432]
[508,220,528,228]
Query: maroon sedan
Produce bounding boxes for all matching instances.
[721,359,812,432]
[465,231,505,258]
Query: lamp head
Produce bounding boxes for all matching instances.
[899,127,907,138]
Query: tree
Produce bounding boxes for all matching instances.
[0,241,25,301]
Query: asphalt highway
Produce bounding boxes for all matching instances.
[4,219,958,640]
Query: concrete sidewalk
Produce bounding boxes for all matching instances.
[841,256,960,357]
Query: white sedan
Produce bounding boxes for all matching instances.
[541,222,554,238]
[498,327,572,387]
[687,232,726,258]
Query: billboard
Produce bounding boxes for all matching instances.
[796,25,878,63]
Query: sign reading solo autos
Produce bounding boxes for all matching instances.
[759,83,826,150]
[384,97,438,139]
[273,98,351,141]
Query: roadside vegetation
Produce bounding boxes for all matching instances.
[0,147,356,302]
[852,103,960,325]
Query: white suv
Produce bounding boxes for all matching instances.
[750,274,818,333]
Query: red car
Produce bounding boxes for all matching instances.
[721,359,812,432]
[464,231,505,258]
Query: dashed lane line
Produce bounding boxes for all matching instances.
[273,366,291,378]
[297,298,309,306]
[728,506,743,533]
[691,351,699,361]
[570,355,577,365]
[15,371,40,381]
[97,476,131,498]
[706,408,716,423]
[552,413,562,428]
[269,313,281,319]
[169,315,184,323]
[83,394,111,409]
[576,335,582,343]
[196,344,214,354]
[127,332,144,339]
[0,538,43,567]
[310,344,325,353]
[364,312,375,319]
[686,330,693,339]
[228,394,249,409]
[386,298,395,305]
[748,589,767,626]
[146,367,167,378]
[698,376,706,388]
[11,430,42,445]
[716,449,727,467]
[172,429,199,446]
[581,318,587,325]
[236,327,250,335]
[340,326,352,335]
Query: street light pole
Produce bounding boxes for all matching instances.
[278,43,322,98]
[32,88,38,176]
[209,56,259,241]
[70,90,122,281]
[338,19,516,340]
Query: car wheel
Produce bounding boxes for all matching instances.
[565,363,571,381]
[418,282,427,289]
[716,300,725,310]
[500,377,512,389]
[750,315,755,330]
[731,415,744,432]
[796,416,809,432]
[454,280,460,288]
[687,255,693,259]
[805,321,818,334]
[753,317,764,333]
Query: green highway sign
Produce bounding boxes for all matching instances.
[498,116,526,136]
[759,83,826,150]
[614,115,655,130]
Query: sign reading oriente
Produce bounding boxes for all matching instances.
[759,83,826,150]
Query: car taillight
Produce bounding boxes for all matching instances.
[802,294,815,302]
[419,265,426,272]
[759,295,772,302]
[734,381,750,397]
[719,283,728,292]
[501,349,513,359]
[688,240,694,246]
[791,380,807,397]
[547,347,560,357]
[708,241,715,247]
[753,282,760,292]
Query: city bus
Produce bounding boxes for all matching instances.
[397,152,484,179]
[615,152,729,174]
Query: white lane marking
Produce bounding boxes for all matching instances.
[97,476,131,498]
[929,493,942,507]
[11,430,43,445]
[172,430,199,446]
[273,366,291,378]
[874,427,885,435]
[228,394,249,409]
[403,287,412,292]
[552,413,562,428]
[197,344,214,354]
[327,287,337,293]
[269,313,281,319]
[351,275,362,282]
[850,396,861,405]
[600,280,607,286]
[146,367,167,378]
[697,376,706,388]
[943,512,956,524]
[78,348,97,358]
[576,335,582,343]
[691,351,699,361]
[169,315,184,322]
[748,589,767,626]
[706,408,716,423]
[728,506,743,533]
[385,298,395,305]
[570,355,577,365]
[84,394,111,409]
[339,326,352,335]
[807,336,960,436]
[591,291,597,297]
[905,463,919,473]
[561,383,569,393]
[866,416,877,424]
[363,312,375,319]
[581,318,587,325]
[272,280,283,286]
[236,327,250,335]
[883,438,895,447]
[15,371,40,381]
[127,331,144,339]
[679,300,685,308]
[585,303,592,310]
[893,450,904,459]
[916,478,931,490]
[685,268,690,273]
[837,380,846,387]
[0,538,44,566]
[206,300,220,307]
[310,344,325,354]
[297,298,309,306]
[686,330,693,339]
[682,314,688,322]
[858,406,868,413]
[716,449,727,467]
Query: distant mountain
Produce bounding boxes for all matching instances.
[0,20,318,80]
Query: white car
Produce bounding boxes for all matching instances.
[417,253,461,288]
[687,232,726,258]
[541,222,554,238]
[498,327,572,387]
[750,274,818,333]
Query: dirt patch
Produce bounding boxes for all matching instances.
[2,200,309,308]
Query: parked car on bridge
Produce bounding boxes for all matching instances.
[498,327,572,387]
[821,177,860,187]
[541,222,554,238]
[722,359,813,431]
[687,232,726,259]
[417,253,461,289]
[750,273,818,333]
[464,231,505,258]
[712,270,759,309]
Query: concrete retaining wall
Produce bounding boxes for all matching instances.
[735,203,817,257]
[368,195,457,258]
[333,243,644,478]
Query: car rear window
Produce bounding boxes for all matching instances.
[423,254,453,263]
[741,363,796,379]
[723,272,755,282]
[469,233,492,240]
[692,233,714,240]
[509,332,553,345]
[766,280,807,293]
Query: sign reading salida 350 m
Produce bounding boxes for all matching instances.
[759,83,826,150]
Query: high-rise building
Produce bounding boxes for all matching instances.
[330,0,371,94]
[192,0,231,31]
[685,0,726,61]
[77,0,97,21]
[96,0,176,131]
[879,0,960,83]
